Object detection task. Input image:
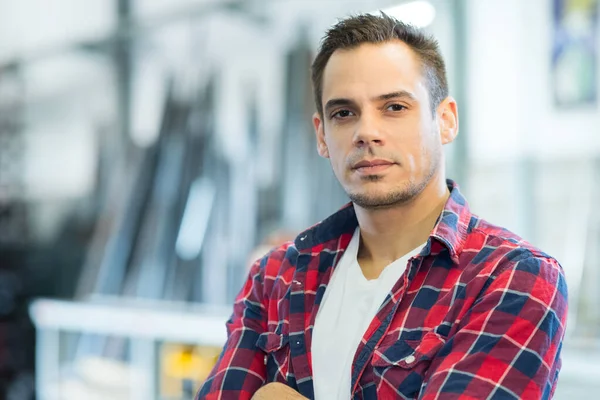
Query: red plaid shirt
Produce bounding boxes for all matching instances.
[196,180,568,399]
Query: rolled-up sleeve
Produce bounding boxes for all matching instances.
[421,254,568,399]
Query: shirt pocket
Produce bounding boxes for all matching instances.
[370,331,446,398]
[256,332,291,383]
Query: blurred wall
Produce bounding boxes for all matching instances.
[466,0,599,236]
[465,0,600,332]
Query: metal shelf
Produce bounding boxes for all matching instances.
[30,297,230,400]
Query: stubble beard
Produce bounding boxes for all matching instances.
[346,150,442,210]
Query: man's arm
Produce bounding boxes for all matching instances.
[421,253,568,399]
[251,382,309,400]
[195,259,268,400]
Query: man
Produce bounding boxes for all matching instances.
[196,13,567,400]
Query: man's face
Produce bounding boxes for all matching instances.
[313,41,457,209]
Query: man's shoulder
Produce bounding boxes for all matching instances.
[463,216,563,278]
[454,216,568,314]
[254,241,299,280]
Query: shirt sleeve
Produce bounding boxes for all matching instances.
[195,258,268,400]
[420,253,568,400]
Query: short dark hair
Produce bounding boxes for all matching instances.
[311,13,448,117]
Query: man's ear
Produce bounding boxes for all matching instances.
[313,112,329,158]
[437,96,459,145]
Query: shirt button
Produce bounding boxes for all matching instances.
[403,355,416,364]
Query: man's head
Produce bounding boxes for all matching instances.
[311,13,459,210]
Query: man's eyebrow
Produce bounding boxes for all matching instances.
[373,90,417,101]
[324,98,357,112]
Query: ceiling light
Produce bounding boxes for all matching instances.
[374,1,436,28]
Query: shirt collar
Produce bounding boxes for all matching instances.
[294,180,472,262]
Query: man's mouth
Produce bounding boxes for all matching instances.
[352,159,396,174]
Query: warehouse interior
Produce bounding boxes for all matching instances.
[0,0,599,398]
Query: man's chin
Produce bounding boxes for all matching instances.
[348,192,415,209]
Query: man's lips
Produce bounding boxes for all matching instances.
[351,159,396,175]
[352,159,395,169]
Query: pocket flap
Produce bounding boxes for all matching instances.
[256,332,289,353]
[372,331,446,369]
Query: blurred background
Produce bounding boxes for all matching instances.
[0,0,598,398]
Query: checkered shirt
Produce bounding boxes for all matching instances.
[196,180,568,399]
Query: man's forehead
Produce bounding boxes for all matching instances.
[321,41,427,102]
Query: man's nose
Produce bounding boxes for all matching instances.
[352,113,385,147]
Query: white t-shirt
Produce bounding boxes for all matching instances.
[311,228,424,400]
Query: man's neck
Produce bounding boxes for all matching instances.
[354,176,450,278]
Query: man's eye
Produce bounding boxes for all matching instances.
[332,110,354,119]
[387,104,406,112]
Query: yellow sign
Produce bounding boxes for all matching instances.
[160,343,221,399]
